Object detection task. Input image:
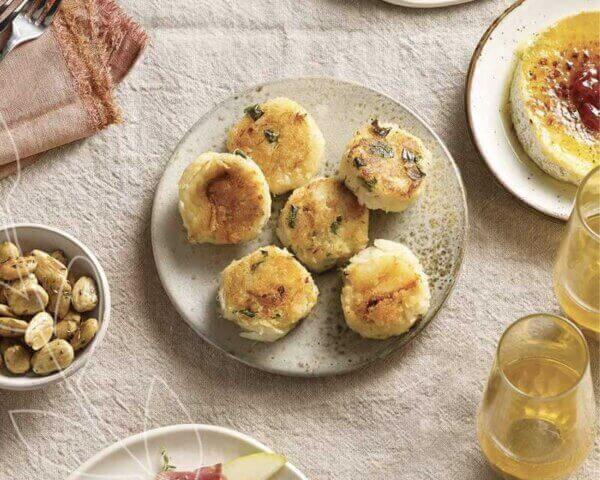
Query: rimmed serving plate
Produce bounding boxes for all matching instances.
[380,0,475,7]
[151,76,468,377]
[466,0,596,221]
[68,424,307,480]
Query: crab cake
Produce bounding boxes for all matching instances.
[277,177,369,272]
[178,152,271,244]
[219,246,319,342]
[339,119,431,212]
[511,12,600,185]
[341,239,430,340]
[227,97,325,194]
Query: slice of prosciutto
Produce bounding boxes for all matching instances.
[155,464,225,480]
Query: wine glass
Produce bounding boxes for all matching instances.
[477,314,596,480]
[554,165,600,338]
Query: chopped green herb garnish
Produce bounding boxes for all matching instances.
[406,163,425,181]
[353,157,366,168]
[264,129,279,143]
[239,309,256,317]
[371,118,391,137]
[288,205,298,228]
[370,141,394,158]
[401,148,425,180]
[233,149,248,158]
[244,104,264,121]
[160,449,176,472]
[361,177,377,192]
[401,148,418,163]
[251,260,265,272]
[330,216,342,234]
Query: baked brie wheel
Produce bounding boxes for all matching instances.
[227,97,325,195]
[339,119,431,212]
[341,240,430,340]
[277,177,369,273]
[219,246,319,342]
[178,152,271,244]
[511,11,599,184]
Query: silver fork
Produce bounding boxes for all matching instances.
[0,0,62,61]
[0,0,31,31]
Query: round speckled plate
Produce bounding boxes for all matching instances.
[466,0,596,220]
[151,77,468,377]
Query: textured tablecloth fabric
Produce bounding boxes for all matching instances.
[0,1,598,479]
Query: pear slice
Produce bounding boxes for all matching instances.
[222,452,286,480]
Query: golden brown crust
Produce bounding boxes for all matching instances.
[341,240,430,339]
[204,170,265,242]
[227,98,324,194]
[277,177,368,272]
[351,275,419,328]
[178,152,271,245]
[346,126,426,198]
[221,247,315,323]
[219,246,319,340]
[339,121,430,212]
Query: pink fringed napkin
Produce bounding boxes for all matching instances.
[0,0,147,178]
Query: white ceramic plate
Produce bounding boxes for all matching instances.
[151,77,467,377]
[466,0,596,220]
[381,0,475,7]
[68,424,307,480]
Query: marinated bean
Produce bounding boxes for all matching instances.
[47,286,72,319]
[7,282,49,316]
[25,312,54,351]
[70,318,99,351]
[62,310,81,324]
[32,340,74,375]
[32,250,68,291]
[0,338,16,354]
[71,277,98,313]
[4,345,31,374]
[0,256,37,281]
[0,317,28,337]
[0,242,19,263]
[50,250,68,266]
[55,320,78,340]
[0,304,14,317]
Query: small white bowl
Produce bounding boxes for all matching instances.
[0,224,111,391]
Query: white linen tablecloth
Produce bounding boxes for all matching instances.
[0,1,598,478]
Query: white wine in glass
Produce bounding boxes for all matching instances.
[477,314,596,480]
[554,166,600,338]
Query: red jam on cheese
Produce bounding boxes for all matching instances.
[569,63,600,133]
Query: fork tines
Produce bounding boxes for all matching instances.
[0,0,18,17]
[25,0,61,26]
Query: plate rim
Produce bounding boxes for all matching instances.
[380,0,475,8]
[68,423,308,480]
[151,75,469,377]
[464,0,579,221]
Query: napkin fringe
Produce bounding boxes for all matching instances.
[96,0,148,82]
[53,4,122,130]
